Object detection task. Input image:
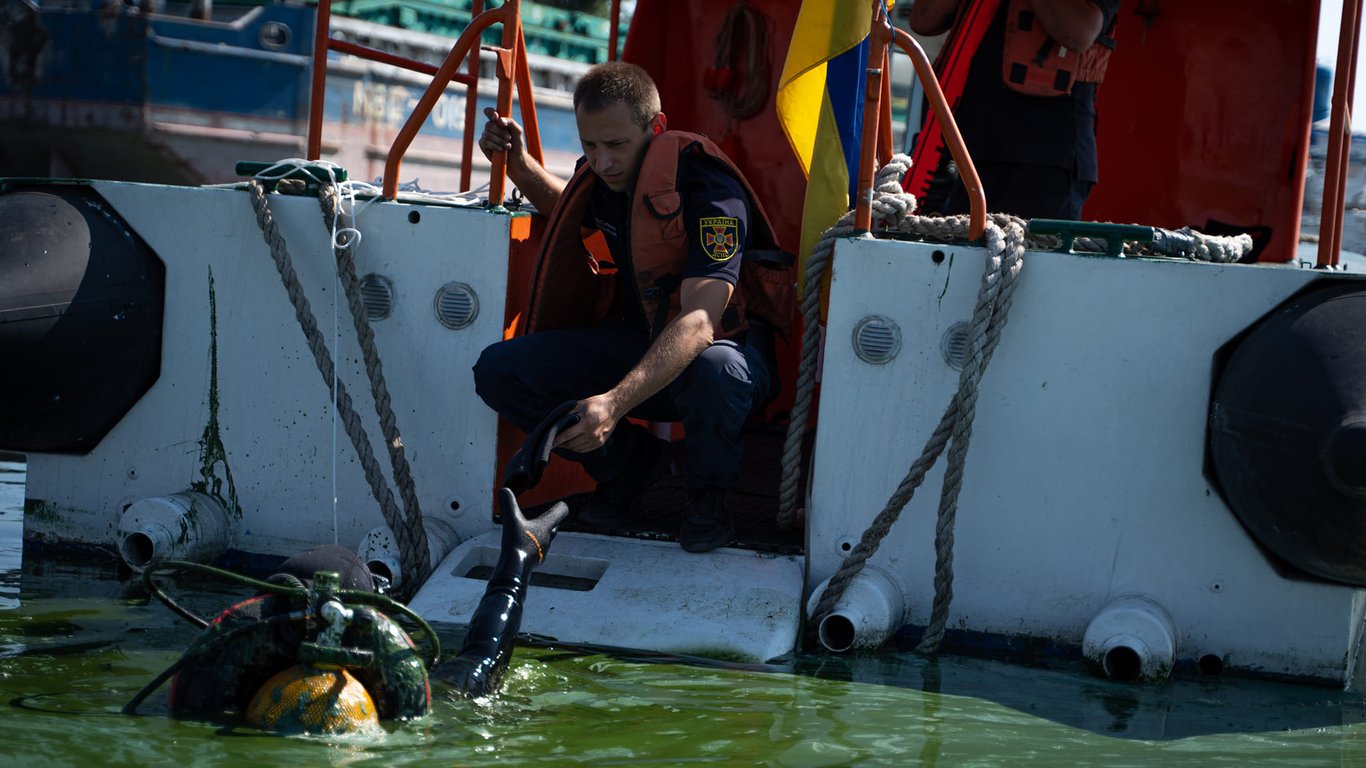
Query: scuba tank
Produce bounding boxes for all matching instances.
[126,559,437,734]
[125,402,577,730]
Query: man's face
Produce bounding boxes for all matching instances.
[576,101,656,192]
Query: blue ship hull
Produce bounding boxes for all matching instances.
[0,0,580,186]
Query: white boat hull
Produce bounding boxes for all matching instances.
[810,236,1366,684]
[21,181,510,562]
[11,180,1366,683]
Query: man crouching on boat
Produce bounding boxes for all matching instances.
[471,61,793,553]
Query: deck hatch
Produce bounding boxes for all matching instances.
[409,531,803,662]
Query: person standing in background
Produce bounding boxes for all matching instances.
[909,0,1121,219]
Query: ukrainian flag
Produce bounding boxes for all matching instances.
[777,0,876,298]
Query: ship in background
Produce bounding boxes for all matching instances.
[0,0,609,188]
[4,0,1361,250]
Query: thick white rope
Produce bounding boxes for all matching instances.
[781,154,1024,655]
[781,154,1256,653]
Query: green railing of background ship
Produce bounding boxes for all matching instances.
[333,0,623,63]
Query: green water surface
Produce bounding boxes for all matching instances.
[2,460,1364,767]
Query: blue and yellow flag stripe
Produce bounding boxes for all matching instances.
[777,0,878,298]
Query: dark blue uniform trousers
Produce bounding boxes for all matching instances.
[473,319,773,490]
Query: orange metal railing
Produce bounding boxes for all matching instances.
[305,0,541,201]
[1318,0,1361,268]
[856,4,985,241]
[458,0,488,192]
[382,0,530,200]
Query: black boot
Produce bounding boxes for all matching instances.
[679,487,735,553]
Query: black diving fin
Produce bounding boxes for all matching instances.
[502,400,580,495]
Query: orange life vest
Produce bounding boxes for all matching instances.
[1000,0,1116,98]
[524,130,793,342]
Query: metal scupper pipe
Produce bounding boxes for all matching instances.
[359,517,461,591]
[806,567,907,652]
[1082,596,1178,683]
[116,492,231,571]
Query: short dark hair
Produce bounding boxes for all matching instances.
[572,61,662,129]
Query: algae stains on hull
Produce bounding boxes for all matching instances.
[21,498,111,545]
[191,268,242,524]
[937,250,955,304]
[22,499,66,524]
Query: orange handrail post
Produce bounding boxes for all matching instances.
[878,46,894,166]
[382,3,513,199]
[515,22,544,166]
[486,0,522,207]
[306,0,333,160]
[1343,0,1362,262]
[459,0,485,192]
[1319,0,1361,268]
[854,9,892,234]
[891,26,985,241]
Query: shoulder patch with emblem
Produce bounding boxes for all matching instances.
[700,216,740,262]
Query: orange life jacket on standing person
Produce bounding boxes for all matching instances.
[1000,0,1116,97]
[524,130,793,342]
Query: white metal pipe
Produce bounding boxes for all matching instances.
[116,491,231,570]
[806,566,906,652]
[358,516,461,591]
[1083,595,1178,683]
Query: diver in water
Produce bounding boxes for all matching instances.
[152,489,568,730]
[149,406,575,729]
